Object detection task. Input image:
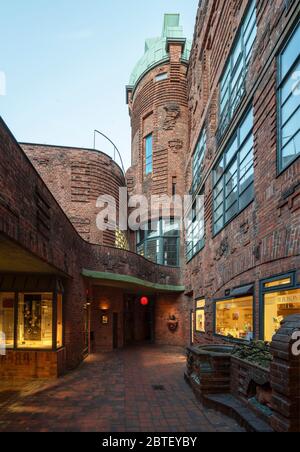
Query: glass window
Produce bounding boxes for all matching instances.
[264,288,300,342]
[136,219,180,267]
[155,73,168,82]
[213,109,254,234]
[278,22,300,171]
[195,299,205,333]
[215,296,254,341]
[57,294,63,348]
[186,195,205,261]
[145,134,153,175]
[264,277,292,289]
[17,293,53,349]
[192,129,206,194]
[0,293,14,349]
[219,0,257,136]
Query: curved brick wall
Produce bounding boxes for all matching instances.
[21,144,125,247]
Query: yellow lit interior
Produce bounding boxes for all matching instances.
[17,293,53,349]
[57,294,63,348]
[0,293,14,348]
[264,288,300,342]
[216,296,253,340]
[264,278,291,289]
[196,299,205,332]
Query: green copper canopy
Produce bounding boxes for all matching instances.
[129,14,192,88]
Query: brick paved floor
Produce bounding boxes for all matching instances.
[0,345,244,432]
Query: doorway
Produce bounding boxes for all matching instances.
[124,295,155,346]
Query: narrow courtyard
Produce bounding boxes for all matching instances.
[0,346,244,432]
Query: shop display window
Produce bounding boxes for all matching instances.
[215,296,254,340]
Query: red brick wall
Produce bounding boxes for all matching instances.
[186,0,300,345]
[21,144,125,247]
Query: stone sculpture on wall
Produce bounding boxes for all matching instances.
[163,103,180,130]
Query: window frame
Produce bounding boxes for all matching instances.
[0,289,64,352]
[218,0,257,139]
[213,292,256,343]
[186,192,205,262]
[213,107,255,236]
[259,271,299,341]
[136,218,180,267]
[145,133,153,176]
[191,128,207,195]
[195,298,206,334]
[277,21,300,174]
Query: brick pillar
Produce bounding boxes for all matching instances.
[270,314,300,432]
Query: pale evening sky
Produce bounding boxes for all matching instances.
[0,0,198,170]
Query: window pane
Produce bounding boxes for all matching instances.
[240,110,254,144]
[57,294,63,349]
[225,138,238,165]
[145,134,153,175]
[264,289,300,342]
[239,183,254,210]
[281,60,300,103]
[163,237,178,266]
[281,24,300,81]
[162,218,180,237]
[196,308,205,333]
[264,278,292,289]
[281,130,300,168]
[0,293,14,349]
[216,296,254,340]
[17,293,53,349]
[282,107,300,147]
[145,239,160,264]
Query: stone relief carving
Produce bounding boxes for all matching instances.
[163,103,180,130]
[215,237,230,260]
[168,139,183,152]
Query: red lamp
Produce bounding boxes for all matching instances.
[140,296,149,306]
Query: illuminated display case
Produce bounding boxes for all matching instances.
[0,276,64,351]
[215,296,254,341]
[261,274,300,342]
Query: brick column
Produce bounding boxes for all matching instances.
[270,314,300,432]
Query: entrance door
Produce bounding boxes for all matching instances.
[113,313,118,349]
[124,295,155,345]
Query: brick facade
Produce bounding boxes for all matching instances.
[186,0,300,346]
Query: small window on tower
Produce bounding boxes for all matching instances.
[155,73,168,82]
[145,134,153,175]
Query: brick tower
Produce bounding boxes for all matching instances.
[126,14,191,269]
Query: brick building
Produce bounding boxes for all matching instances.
[0,2,299,386]
[186,0,300,347]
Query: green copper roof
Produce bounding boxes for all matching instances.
[129,14,192,88]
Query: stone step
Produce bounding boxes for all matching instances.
[203,393,274,433]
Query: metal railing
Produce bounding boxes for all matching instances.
[93,129,125,174]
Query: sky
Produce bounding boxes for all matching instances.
[0,0,198,170]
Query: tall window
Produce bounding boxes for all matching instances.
[145,134,153,175]
[261,274,300,342]
[0,293,14,349]
[215,296,254,341]
[213,108,254,234]
[186,194,205,261]
[195,299,206,333]
[278,22,300,171]
[219,0,257,137]
[17,293,53,349]
[136,219,180,267]
[192,129,206,194]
